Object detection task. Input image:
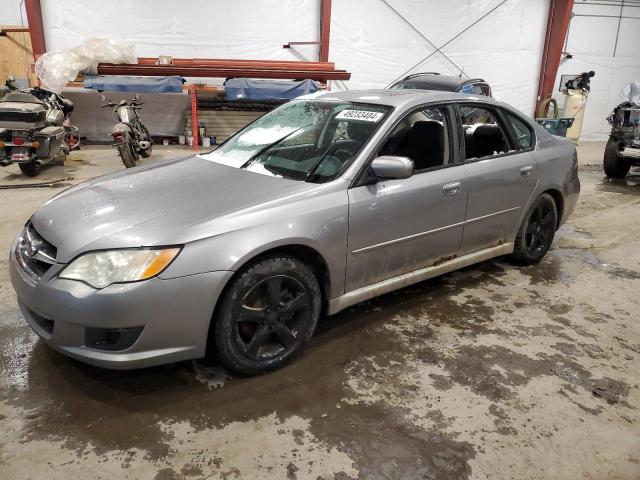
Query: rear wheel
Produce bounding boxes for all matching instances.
[510,193,557,265]
[118,141,139,168]
[213,256,321,376]
[18,162,39,177]
[603,137,630,178]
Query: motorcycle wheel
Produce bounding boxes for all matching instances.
[118,142,139,168]
[19,162,40,177]
[139,125,152,158]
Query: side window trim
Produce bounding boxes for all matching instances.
[454,102,519,163]
[350,102,461,188]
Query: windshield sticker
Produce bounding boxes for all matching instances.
[335,109,384,122]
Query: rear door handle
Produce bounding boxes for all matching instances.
[520,165,534,177]
[442,181,461,195]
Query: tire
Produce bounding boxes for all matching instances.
[510,193,558,265]
[213,255,322,376]
[19,162,39,177]
[139,125,152,158]
[603,137,630,178]
[118,141,139,168]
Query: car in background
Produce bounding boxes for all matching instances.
[389,72,493,97]
[11,89,578,376]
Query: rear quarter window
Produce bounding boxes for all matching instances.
[504,112,534,150]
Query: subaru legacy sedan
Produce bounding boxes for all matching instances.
[10,90,579,375]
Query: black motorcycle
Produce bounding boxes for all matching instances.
[101,94,152,168]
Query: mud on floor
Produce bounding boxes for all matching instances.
[0,159,639,480]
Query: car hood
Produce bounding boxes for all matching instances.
[31,155,315,262]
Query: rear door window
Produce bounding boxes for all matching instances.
[457,105,513,160]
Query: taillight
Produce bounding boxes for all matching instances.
[13,137,25,145]
[112,132,124,143]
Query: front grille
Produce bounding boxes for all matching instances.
[0,110,46,123]
[15,223,57,282]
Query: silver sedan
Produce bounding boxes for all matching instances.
[10,90,580,375]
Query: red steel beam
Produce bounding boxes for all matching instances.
[320,0,332,63]
[97,63,351,81]
[535,0,574,116]
[190,85,199,151]
[137,57,335,70]
[24,0,46,57]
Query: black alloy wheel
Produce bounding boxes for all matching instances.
[213,256,321,376]
[524,202,555,257]
[235,275,310,361]
[511,193,557,265]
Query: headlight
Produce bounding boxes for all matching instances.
[59,247,181,289]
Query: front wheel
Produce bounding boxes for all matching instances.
[118,141,139,168]
[213,256,321,376]
[603,137,630,178]
[510,193,558,265]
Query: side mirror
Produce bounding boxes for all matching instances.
[371,156,414,180]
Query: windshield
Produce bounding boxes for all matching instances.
[200,100,391,183]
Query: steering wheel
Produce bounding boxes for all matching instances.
[333,147,354,162]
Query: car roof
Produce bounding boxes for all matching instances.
[297,89,495,109]
[399,74,466,88]
[394,73,487,88]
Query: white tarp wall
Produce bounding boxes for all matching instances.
[553,1,640,140]
[38,0,549,117]
[0,0,25,25]
[27,0,555,115]
[330,0,549,117]
[40,0,321,80]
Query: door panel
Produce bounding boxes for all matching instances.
[346,165,467,292]
[461,152,538,253]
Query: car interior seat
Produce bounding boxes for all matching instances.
[471,124,508,158]
[397,121,444,170]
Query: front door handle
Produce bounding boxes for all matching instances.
[442,181,461,195]
[520,165,534,177]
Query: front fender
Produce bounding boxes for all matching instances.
[159,189,349,298]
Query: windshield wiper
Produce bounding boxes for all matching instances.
[304,142,343,181]
[241,125,310,169]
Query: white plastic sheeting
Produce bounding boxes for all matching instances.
[35,37,136,93]
[553,2,640,140]
[39,0,549,116]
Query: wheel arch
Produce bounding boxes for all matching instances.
[205,243,332,357]
[541,188,564,229]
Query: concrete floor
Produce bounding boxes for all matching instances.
[0,143,638,479]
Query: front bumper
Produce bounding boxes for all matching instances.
[10,238,233,369]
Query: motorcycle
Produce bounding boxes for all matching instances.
[0,78,80,176]
[101,94,152,168]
